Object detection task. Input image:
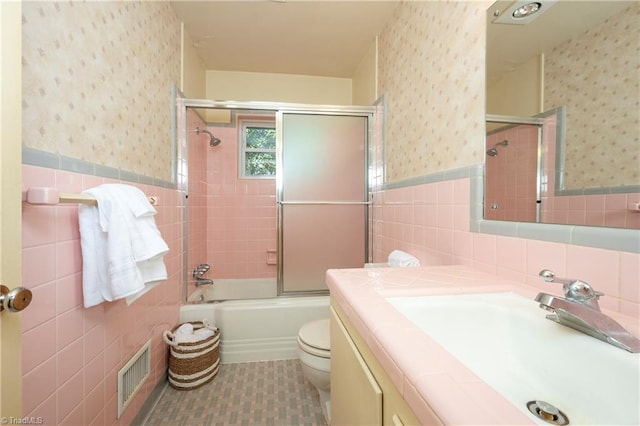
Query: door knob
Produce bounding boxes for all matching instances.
[0,285,33,313]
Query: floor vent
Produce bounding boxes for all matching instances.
[117,339,151,419]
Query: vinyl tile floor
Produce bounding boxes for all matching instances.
[144,359,327,426]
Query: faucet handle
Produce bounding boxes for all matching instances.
[565,280,602,302]
[539,269,565,283]
[539,269,602,309]
[192,263,211,278]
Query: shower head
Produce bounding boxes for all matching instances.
[486,139,508,156]
[195,127,222,147]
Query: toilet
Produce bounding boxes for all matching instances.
[297,318,331,423]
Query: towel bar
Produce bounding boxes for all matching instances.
[23,187,157,206]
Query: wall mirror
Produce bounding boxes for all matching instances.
[485,1,639,230]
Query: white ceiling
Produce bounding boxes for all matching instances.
[170,0,400,78]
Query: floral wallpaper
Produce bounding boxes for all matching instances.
[545,3,639,190]
[22,1,181,181]
[377,1,490,183]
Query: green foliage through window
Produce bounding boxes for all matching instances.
[246,152,276,176]
[246,128,276,149]
[241,121,276,178]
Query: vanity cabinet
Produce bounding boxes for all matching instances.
[331,302,441,426]
[330,306,382,425]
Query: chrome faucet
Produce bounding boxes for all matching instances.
[535,269,640,353]
[192,264,214,287]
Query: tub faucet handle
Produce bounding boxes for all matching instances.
[193,264,210,278]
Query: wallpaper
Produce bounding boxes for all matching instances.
[545,3,639,190]
[377,1,490,183]
[22,1,181,181]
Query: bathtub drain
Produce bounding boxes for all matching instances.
[526,400,569,425]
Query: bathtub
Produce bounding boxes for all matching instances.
[187,277,278,302]
[180,292,330,363]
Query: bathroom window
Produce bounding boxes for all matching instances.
[240,120,276,178]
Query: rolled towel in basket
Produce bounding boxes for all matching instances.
[174,328,215,343]
[195,328,215,339]
[175,323,194,336]
[170,319,218,344]
[388,250,421,267]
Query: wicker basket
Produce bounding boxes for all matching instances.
[163,320,220,390]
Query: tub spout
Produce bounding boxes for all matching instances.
[195,278,214,287]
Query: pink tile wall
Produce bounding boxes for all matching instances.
[372,179,470,266]
[21,165,183,425]
[373,178,640,318]
[543,192,640,228]
[205,115,277,279]
[485,125,538,222]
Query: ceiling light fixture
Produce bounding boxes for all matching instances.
[512,2,541,19]
[492,0,557,25]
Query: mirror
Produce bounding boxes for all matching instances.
[485,1,639,229]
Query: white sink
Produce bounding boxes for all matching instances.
[387,292,640,425]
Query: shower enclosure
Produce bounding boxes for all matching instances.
[485,114,543,223]
[175,99,375,300]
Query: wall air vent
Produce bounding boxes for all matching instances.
[117,340,151,418]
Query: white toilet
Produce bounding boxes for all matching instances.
[297,318,331,423]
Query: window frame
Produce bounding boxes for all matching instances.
[239,119,277,179]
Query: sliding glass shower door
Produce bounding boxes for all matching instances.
[278,112,368,294]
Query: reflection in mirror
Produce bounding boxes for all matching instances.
[486,1,639,229]
[485,115,542,223]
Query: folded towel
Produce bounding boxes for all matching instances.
[78,184,169,307]
[78,203,109,308]
[137,256,168,285]
[388,250,421,267]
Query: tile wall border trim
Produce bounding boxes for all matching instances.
[22,146,177,189]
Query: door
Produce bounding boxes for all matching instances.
[1,1,24,417]
[278,112,368,294]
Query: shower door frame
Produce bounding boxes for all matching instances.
[176,98,376,300]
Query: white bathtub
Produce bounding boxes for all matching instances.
[187,277,277,302]
[180,294,330,363]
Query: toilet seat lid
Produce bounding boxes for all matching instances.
[298,319,330,351]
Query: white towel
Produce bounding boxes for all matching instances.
[174,329,216,343]
[175,323,194,336]
[78,203,109,307]
[78,184,169,307]
[173,324,216,343]
[388,250,421,267]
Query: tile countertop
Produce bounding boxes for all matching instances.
[326,264,639,425]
